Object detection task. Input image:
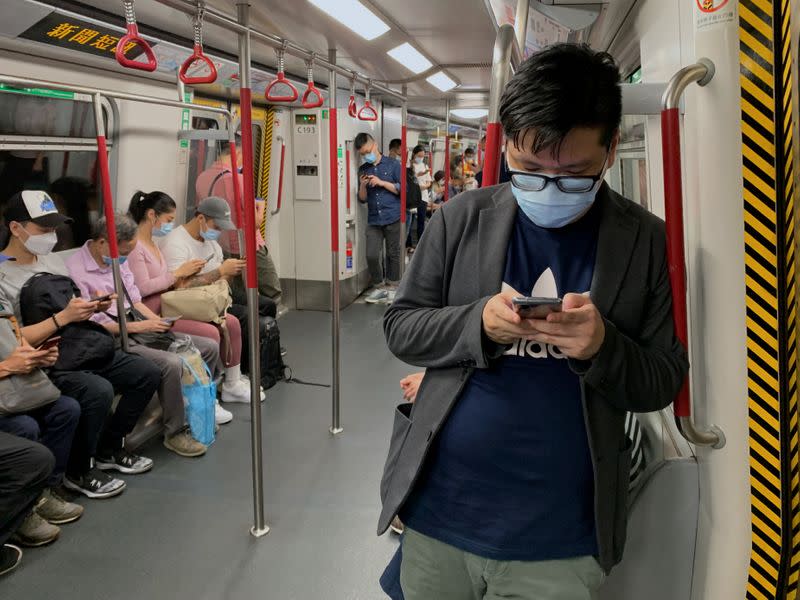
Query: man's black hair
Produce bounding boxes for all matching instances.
[464,147,475,156]
[389,138,402,151]
[499,43,621,156]
[354,132,374,151]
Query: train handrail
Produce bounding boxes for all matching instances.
[270,136,285,216]
[117,0,158,72]
[348,74,358,118]
[301,57,324,109]
[661,58,725,449]
[358,84,378,121]
[482,24,520,188]
[265,45,299,103]
[179,5,218,85]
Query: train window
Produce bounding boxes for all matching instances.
[0,90,114,251]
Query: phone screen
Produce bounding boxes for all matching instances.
[162,315,182,324]
[93,294,112,303]
[204,254,214,262]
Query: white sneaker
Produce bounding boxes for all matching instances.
[365,288,389,303]
[221,378,250,403]
[215,401,233,424]
[239,376,267,401]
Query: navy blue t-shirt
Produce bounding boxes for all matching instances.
[401,204,601,561]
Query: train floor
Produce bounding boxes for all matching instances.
[2,304,407,600]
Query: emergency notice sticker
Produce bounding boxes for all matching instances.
[695,0,736,31]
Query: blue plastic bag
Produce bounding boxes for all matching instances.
[181,358,216,446]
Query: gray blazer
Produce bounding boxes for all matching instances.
[378,182,689,573]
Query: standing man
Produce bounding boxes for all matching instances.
[356,133,402,304]
[388,138,402,162]
[378,43,688,599]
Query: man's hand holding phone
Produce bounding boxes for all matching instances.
[522,293,605,360]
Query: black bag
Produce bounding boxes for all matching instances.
[111,283,175,351]
[259,316,287,390]
[20,273,116,372]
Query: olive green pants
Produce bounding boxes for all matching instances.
[227,246,282,305]
[400,528,605,600]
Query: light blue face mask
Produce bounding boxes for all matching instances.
[152,222,174,238]
[102,255,128,265]
[511,180,602,228]
[363,152,377,164]
[200,227,222,242]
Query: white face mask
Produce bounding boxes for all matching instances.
[21,230,58,256]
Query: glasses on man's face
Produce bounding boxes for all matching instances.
[507,153,609,194]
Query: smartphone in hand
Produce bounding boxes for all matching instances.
[161,315,182,325]
[93,293,113,303]
[38,336,62,351]
[512,297,563,319]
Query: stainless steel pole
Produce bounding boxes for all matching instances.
[399,84,407,279]
[237,0,269,538]
[93,93,128,352]
[329,48,343,435]
[514,0,530,58]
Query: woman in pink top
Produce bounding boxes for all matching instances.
[126,191,248,422]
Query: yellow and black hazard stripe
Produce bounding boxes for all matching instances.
[258,108,275,239]
[740,0,798,598]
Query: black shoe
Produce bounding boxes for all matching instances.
[0,544,22,577]
[95,449,153,475]
[64,468,126,499]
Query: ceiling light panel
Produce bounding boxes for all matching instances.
[450,109,489,119]
[426,71,457,92]
[387,42,433,74]
[307,0,391,41]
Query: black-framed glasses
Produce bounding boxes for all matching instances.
[507,153,609,194]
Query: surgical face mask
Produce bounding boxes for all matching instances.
[152,221,174,238]
[20,229,57,256]
[101,255,128,266]
[414,157,424,164]
[363,152,377,164]
[510,178,603,228]
[200,224,222,242]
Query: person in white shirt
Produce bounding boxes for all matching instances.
[159,196,263,404]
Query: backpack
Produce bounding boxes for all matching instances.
[259,316,287,390]
[19,273,116,372]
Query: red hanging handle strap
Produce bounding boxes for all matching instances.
[179,10,217,85]
[301,57,324,109]
[358,100,378,121]
[265,48,299,103]
[348,95,358,118]
[116,1,157,72]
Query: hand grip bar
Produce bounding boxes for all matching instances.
[301,57,324,109]
[116,1,158,72]
[358,100,378,121]
[348,74,358,117]
[265,48,299,103]
[660,58,725,449]
[179,7,217,85]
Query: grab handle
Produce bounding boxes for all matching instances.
[301,57,324,109]
[179,7,217,85]
[348,75,358,118]
[265,47,299,103]
[271,138,286,216]
[116,0,158,72]
[358,83,378,121]
[660,58,724,449]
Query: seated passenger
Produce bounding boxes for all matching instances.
[448,168,465,198]
[429,171,445,210]
[0,298,83,547]
[0,191,160,498]
[160,197,263,404]
[195,144,282,304]
[65,214,220,457]
[0,433,53,577]
[126,190,249,422]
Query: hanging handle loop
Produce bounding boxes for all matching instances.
[265,45,299,103]
[358,83,378,121]
[179,4,217,85]
[116,0,158,72]
[348,75,358,118]
[301,56,324,109]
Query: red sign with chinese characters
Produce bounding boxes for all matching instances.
[19,11,154,61]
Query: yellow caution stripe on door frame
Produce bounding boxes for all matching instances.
[740,0,798,598]
[259,108,275,240]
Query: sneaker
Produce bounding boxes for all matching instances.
[0,544,22,577]
[35,488,83,524]
[365,289,389,304]
[164,431,207,458]
[215,401,233,424]
[222,379,265,403]
[64,469,126,499]
[386,290,397,303]
[96,449,153,475]
[11,512,60,547]
[390,516,405,535]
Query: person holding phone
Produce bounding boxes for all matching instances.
[66,214,220,459]
[356,132,403,304]
[379,44,688,599]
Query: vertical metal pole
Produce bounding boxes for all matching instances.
[329,48,343,435]
[514,0,529,57]
[237,1,269,538]
[484,25,518,187]
[93,93,128,351]
[444,99,451,201]
[399,85,407,278]
[477,124,483,166]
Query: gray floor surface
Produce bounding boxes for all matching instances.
[1,304,408,600]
